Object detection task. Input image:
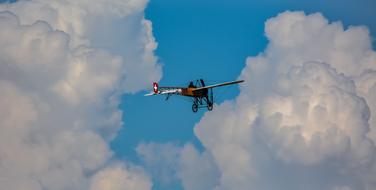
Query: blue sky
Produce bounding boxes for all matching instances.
[111,0,376,156]
[1,0,373,160]
[1,0,374,189]
[110,0,376,189]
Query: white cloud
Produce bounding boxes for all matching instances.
[0,0,160,189]
[136,142,220,190]
[90,163,152,190]
[0,0,149,47]
[178,143,220,190]
[0,0,161,93]
[137,142,181,185]
[179,11,376,190]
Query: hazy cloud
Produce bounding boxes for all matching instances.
[0,0,161,189]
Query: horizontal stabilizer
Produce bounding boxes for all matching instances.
[144,92,156,96]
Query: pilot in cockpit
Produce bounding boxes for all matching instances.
[188,81,195,88]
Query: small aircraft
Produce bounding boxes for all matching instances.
[145,79,244,112]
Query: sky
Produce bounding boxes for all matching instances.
[0,0,376,190]
[113,0,376,155]
[113,1,376,189]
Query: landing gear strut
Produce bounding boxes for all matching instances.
[191,89,213,113]
[190,79,214,113]
[207,102,213,111]
[192,103,198,113]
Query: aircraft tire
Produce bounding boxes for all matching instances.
[192,103,198,113]
[207,103,213,111]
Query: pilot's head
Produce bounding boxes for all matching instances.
[189,81,194,87]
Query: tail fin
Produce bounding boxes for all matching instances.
[153,82,158,94]
[145,82,159,96]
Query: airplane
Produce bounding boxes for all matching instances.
[145,79,244,112]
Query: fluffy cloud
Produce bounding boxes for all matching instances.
[0,0,161,189]
[136,142,219,190]
[139,11,376,190]
[90,163,152,190]
[193,11,376,190]
[0,0,161,93]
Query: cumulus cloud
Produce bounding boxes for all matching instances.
[139,11,376,190]
[90,163,152,190]
[0,0,161,190]
[194,11,376,190]
[0,0,161,93]
[136,142,219,190]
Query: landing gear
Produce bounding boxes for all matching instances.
[207,87,213,111]
[191,91,213,113]
[190,79,214,113]
[207,102,213,111]
[192,103,198,113]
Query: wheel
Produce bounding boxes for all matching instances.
[192,103,198,113]
[207,103,213,111]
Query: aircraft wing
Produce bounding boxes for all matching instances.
[192,80,244,91]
